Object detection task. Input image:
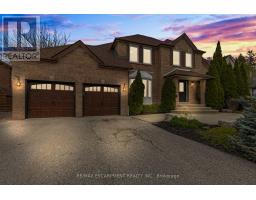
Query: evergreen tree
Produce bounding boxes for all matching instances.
[234,59,243,96]
[159,78,176,112]
[205,61,224,110]
[205,41,224,110]
[221,59,238,104]
[232,97,256,161]
[128,71,145,115]
[234,55,250,97]
[213,41,223,77]
[240,62,250,96]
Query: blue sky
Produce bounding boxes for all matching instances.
[1,14,256,57]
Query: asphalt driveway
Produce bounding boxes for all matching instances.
[0,116,255,184]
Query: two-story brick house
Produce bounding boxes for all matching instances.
[10,33,211,119]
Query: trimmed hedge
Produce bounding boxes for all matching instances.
[160,78,176,113]
[169,116,203,129]
[128,71,145,115]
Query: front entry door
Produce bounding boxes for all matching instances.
[179,80,188,102]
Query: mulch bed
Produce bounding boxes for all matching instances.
[154,121,234,154]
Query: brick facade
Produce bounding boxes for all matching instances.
[9,33,209,119]
[12,47,129,119]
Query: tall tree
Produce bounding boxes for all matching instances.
[240,62,250,96]
[221,59,238,104]
[205,61,224,110]
[234,59,243,96]
[213,41,223,77]
[128,71,145,115]
[246,50,256,66]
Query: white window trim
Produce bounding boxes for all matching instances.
[143,47,152,65]
[173,50,180,66]
[185,53,192,68]
[129,44,139,63]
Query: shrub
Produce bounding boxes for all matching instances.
[142,104,160,114]
[159,78,176,112]
[231,97,256,161]
[227,98,248,112]
[200,127,237,150]
[169,116,203,129]
[128,71,145,115]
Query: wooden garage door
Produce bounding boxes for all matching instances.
[83,85,120,116]
[27,82,75,118]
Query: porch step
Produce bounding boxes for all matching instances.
[173,104,219,114]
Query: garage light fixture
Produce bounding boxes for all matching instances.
[15,76,21,87]
[122,83,126,92]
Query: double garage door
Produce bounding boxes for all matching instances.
[27,81,120,118]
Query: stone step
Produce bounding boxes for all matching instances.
[172,109,219,114]
[177,103,206,107]
[175,107,214,111]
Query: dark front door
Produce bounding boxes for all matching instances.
[27,81,75,118]
[83,85,120,116]
[179,80,188,102]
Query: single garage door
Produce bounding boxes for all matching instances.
[83,85,120,116]
[27,81,75,118]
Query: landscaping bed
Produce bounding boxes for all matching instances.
[153,116,252,161]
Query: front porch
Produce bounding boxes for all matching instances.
[164,68,212,106]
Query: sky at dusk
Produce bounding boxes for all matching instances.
[1,14,256,58]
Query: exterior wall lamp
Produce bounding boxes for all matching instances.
[15,76,21,87]
[122,83,126,92]
[191,81,195,86]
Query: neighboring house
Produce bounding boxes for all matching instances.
[224,55,236,68]
[10,33,211,119]
[0,60,12,112]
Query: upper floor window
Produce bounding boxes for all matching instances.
[143,47,152,64]
[173,50,180,66]
[186,53,192,68]
[129,45,139,63]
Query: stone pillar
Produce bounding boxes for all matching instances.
[172,78,179,103]
[200,80,206,105]
[75,82,83,117]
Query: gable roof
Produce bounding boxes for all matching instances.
[164,68,212,79]
[38,33,206,69]
[112,34,173,48]
[40,40,131,69]
[172,33,205,54]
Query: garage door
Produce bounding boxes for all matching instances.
[27,81,75,118]
[83,85,120,116]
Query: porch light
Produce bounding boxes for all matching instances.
[191,81,195,86]
[16,76,21,87]
[122,83,126,92]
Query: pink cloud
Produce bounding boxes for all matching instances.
[187,16,256,43]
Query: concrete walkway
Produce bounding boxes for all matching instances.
[134,112,242,125]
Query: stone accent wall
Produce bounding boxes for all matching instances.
[11,47,129,119]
